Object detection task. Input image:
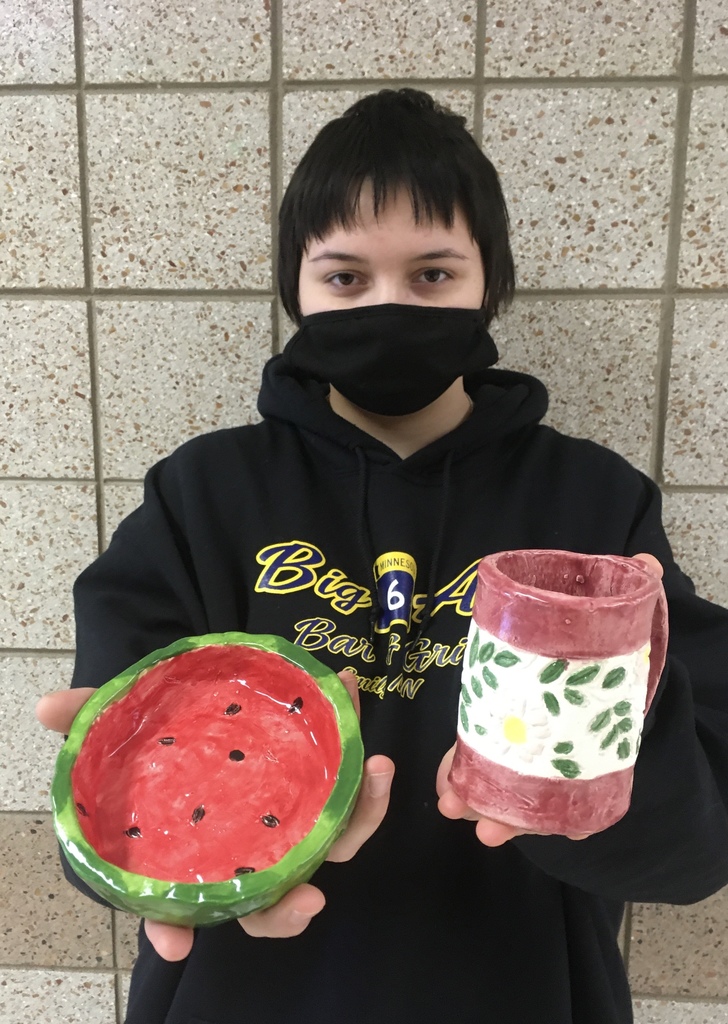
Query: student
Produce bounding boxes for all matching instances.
[38,88,728,1024]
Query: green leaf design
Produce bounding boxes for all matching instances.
[474,725,487,737]
[543,692,561,716]
[617,738,631,760]
[471,675,483,699]
[468,637,479,668]
[461,685,472,706]
[482,666,498,690]
[479,641,495,663]
[563,688,585,706]
[494,650,520,667]
[552,758,582,779]
[589,709,612,732]
[613,700,632,716]
[600,725,620,749]
[617,717,633,734]
[566,665,600,686]
[602,667,627,689]
[540,659,568,684]
[460,704,469,732]
[554,741,574,754]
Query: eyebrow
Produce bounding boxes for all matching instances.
[307,248,469,263]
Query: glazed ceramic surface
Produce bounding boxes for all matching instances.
[448,550,668,835]
[52,632,364,927]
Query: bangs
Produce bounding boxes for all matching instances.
[289,117,467,250]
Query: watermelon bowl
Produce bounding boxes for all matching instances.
[51,632,364,928]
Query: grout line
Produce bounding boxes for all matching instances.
[0,289,279,300]
[472,0,486,148]
[622,901,633,969]
[3,288,727,302]
[650,0,697,485]
[1,75,728,96]
[0,649,75,657]
[270,0,283,356]
[73,0,106,556]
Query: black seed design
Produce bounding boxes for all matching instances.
[229,749,245,761]
[261,814,280,828]
[76,802,88,817]
[288,696,303,714]
[235,866,256,875]
[225,703,241,716]
[125,827,142,838]
[191,805,205,824]
[158,736,175,745]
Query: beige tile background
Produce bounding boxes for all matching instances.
[1,1,727,1021]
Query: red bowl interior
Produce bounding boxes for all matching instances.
[71,645,342,884]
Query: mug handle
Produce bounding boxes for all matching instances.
[644,584,669,714]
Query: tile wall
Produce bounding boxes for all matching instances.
[0,1,726,1021]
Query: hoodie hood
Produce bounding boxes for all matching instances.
[258,353,550,473]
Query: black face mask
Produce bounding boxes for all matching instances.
[281,303,499,416]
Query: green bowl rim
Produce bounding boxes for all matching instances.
[51,632,364,912]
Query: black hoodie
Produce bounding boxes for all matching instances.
[66,356,728,1024]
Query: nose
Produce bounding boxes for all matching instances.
[367,281,410,305]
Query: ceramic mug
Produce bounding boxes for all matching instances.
[448,549,668,836]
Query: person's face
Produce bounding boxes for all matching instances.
[298,185,486,318]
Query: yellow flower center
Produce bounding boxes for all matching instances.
[644,644,651,664]
[503,715,527,745]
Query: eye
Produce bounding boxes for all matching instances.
[418,268,451,284]
[326,272,360,288]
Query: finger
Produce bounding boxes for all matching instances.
[435,744,456,799]
[337,669,360,719]
[326,754,394,862]
[633,552,664,579]
[437,787,481,822]
[474,817,526,847]
[35,688,97,734]
[239,883,326,939]
[144,919,194,961]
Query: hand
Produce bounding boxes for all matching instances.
[36,669,394,958]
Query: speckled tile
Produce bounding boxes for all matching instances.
[0,813,114,969]
[0,483,97,649]
[482,88,676,288]
[633,1001,728,1023]
[282,0,476,79]
[0,96,83,288]
[0,968,115,1022]
[84,0,270,82]
[630,890,728,999]
[86,92,271,290]
[114,912,139,971]
[493,298,661,473]
[0,0,75,84]
[282,89,475,193]
[663,300,728,485]
[120,971,132,1020]
[679,88,728,289]
[104,483,144,549]
[97,300,271,478]
[694,0,728,74]
[0,302,93,478]
[484,0,682,77]
[0,656,73,812]
[662,492,728,608]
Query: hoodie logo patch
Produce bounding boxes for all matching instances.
[373,551,416,634]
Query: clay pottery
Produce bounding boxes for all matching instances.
[448,550,668,835]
